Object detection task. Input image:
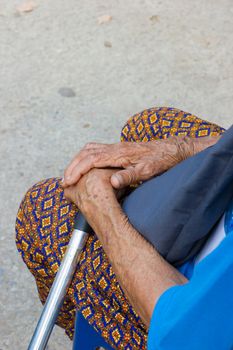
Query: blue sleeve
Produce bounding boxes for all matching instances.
[148,233,233,350]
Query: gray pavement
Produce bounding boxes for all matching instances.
[0,0,232,349]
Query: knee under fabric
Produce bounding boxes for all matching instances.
[122,125,233,266]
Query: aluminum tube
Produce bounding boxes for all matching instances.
[28,229,89,350]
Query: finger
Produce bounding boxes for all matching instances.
[65,153,113,186]
[63,144,114,186]
[111,167,140,189]
[64,158,95,186]
[63,186,75,202]
[63,149,103,186]
[63,150,89,183]
[65,146,126,187]
[83,142,108,150]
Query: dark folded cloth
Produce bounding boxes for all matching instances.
[122,125,233,266]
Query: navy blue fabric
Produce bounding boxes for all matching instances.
[73,312,114,350]
[122,125,233,265]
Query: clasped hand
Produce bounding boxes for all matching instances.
[62,137,188,190]
[62,137,192,222]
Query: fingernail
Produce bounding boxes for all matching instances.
[112,174,121,185]
[61,177,64,183]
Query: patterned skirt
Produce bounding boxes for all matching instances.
[15,107,224,349]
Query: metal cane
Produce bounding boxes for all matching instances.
[28,212,93,350]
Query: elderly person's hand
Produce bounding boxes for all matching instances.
[64,167,188,326]
[62,139,185,189]
[62,135,221,189]
[64,168,122,227]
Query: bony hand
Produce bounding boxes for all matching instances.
[64,168,123,219]
[62,137,191,190]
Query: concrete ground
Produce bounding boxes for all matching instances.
[0,0,232,349]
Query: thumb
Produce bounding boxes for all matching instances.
[64,185,76,202]
[111,167,139,189]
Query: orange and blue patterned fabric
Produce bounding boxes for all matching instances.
[15,107,224,349]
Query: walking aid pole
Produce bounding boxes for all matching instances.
[28,212,93,350]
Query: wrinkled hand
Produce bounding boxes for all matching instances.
[64,168,123,225]
[62,138,192,189]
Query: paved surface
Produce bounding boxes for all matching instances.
[0,0,232,349]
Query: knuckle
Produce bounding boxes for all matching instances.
[127,168,136,183]
[120,157,130,168]
[77,150,88,161]
[78,149,88,157]
[85,175,99,196]
[142,162,154,177]
[91,152,101,163]
[84,142,93,149]
[84,142,98,150]
[86,170,99,183]
[89,154,97,163]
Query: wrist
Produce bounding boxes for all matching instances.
[192,135,221,153]
[174,134,221,161]
[81,192,122,231]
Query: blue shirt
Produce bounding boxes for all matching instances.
[148,199,233,350]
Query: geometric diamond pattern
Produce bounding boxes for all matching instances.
[82,306,93,319]
[133,329,143,346]
[110,326,123,346]
[136,122,144,134]
[16,107,225,349]
[121,106,225,143]
[98,275,109,291]
[92,255,101,271]
[42,198,54,211]
[41,215,52,228]
[59,204,70,218]
[58,222,68,237]
[197,128,209,137]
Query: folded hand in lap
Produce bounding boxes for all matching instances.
[62,135,220,189]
